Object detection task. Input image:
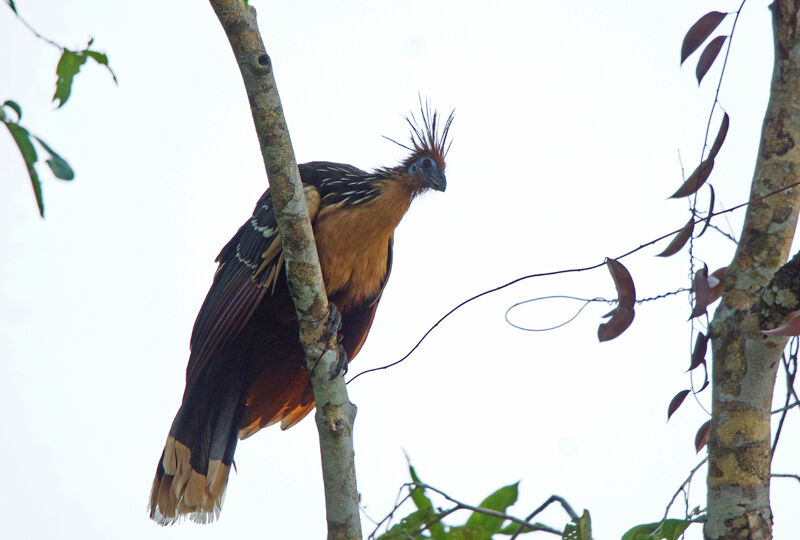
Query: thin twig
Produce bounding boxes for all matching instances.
[414,482,561,534]
[663,457,708,520]
[771,400,800,414]
[8,5,63,49]
[504,287,694,333]
[706,223,738,243]
[772,340,798,459]
[509,495,580,540]
[772,473,800,483]
[348,179,800,384]
[505,296,601,332]
[524,495,579,522]
[412,506,460,539]
[366,491,414,539]
[701,0,747,159]
[397,482,564,538]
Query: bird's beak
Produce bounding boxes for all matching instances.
[426,170,447,192]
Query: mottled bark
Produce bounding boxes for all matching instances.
[706,2,800,538]
[208,2,362,538]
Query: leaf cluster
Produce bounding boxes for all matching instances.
[376,466,589,540]
[53,38,117,108]
[1,100,74,216]
[3,2,116,216]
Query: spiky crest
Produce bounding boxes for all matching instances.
[384,97,454,171]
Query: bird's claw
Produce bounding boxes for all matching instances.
[321,302,348,379]
[323,302,343,344]
[328,344,349,381]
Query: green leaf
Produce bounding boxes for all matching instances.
[53,49,89,108]
[408,465,446,540]
[446,525,493,540]
[2,99,22,121]
[498,521,550,535]
[464,483,519,534]
[6,123,37,164]
[652,519,691,540]
[6,0,17,14]
[622,523,659,540]
[34,136,74,180]
[562,511,591,540]
[85,50,108,65]
[409,465,432,510]
[85,49,119,84]
[621,519,691,540]
[379,507,435,539]
[5,122,44,216]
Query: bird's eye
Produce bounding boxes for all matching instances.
[422,158,434,169]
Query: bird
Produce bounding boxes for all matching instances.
[148,104,453,525]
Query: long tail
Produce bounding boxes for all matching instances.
[149,371,244,525]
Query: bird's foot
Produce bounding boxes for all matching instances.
[328,344,349,381]
[323,303,348,380]
[323,302,343,344]
[305,303,348,379]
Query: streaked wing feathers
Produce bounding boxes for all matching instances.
[186,185,320,388]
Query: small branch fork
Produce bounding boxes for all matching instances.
[663,457,708,521]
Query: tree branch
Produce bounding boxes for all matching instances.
[207,2,361,538]
[706,2,800,538]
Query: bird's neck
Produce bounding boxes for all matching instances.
[313,174,416,309]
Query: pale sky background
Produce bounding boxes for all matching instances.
[1,1,798,539]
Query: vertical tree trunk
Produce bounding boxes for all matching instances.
[706,2,800,538]
[208,1,362,538]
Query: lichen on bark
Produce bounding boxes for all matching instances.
[706,3,800,538]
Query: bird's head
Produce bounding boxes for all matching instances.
[407,154,447,192]
[388,99,454,194]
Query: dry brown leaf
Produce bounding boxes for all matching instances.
[695,420,711,453]
[708,113,729,160]
[762,309,800,337]
[697,185,715,238]
[658,218,695,257]
[696,35,728,84]
[681,11,728,64]
[708,266,727,304]
[689,332,708,371]
[670,158,714,199]
[668,389,691,421]
[598,258,636,342]
[690,265,710,319]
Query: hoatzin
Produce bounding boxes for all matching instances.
[149,106,453,524]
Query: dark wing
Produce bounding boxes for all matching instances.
[185,184,320,390]
[185,161,368,390]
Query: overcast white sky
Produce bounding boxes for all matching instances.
[2,1,797,539]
